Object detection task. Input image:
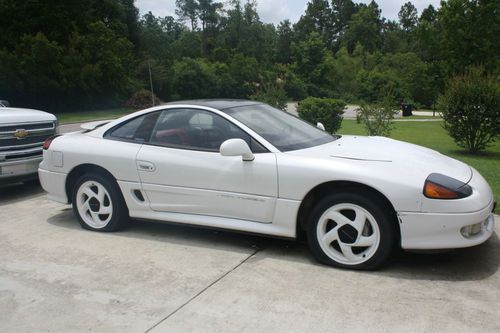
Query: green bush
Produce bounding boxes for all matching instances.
[250,82,288,111]
[297,97,345,133]
[438,67,500,153]
[355,69,410,104]
[226,54,260,98]
[170,58,217,99]
[283,72,308,101]
[356,99,398,137]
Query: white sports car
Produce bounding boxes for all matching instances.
[39,100,495,269]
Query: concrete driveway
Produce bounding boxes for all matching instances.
[1,121,499,332]
[0,183,499,333]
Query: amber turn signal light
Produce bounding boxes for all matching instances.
[423,173,473,200]
[423,181,459,199]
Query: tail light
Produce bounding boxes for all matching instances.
[43,135,61,150]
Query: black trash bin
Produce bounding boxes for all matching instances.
[401,103,413,117]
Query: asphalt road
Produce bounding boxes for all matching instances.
[0,121,499,332]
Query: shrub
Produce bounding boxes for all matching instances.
[297,97,345,133]
[283,72,308,101]
[438,67,500,153]
[356,98,398,136]
[170,58,217,99]
[125,89,162,109]
[251,84,288,111]
[226,54,260,98]
[355,68,410,104]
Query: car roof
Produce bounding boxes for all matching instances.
[164,99,263,111]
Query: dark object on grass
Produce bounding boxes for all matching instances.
[401,103,413,117]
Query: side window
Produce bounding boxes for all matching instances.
[107,112,159,142]
[149,109,267,153]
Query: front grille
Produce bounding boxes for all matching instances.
[0,122,55,140]
[4,148,42,160]
[0,133,52,148]
[0,121,55,132]
[0,121,56,160]
[0,142,44,152]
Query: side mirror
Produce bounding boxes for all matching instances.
[220,139,254,161]
[316,122,326,131]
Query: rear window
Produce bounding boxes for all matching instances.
[107,112,160,142]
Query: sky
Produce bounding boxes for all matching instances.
[135,0,441,25]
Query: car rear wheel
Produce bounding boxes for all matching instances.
[72,173,129,231]
[307,192,396,270]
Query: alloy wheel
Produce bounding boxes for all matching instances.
[316,203,380,265]
[76,180,113,229]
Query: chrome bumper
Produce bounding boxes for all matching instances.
[0,156,42,181]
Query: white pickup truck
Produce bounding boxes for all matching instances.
[0,105,58,184]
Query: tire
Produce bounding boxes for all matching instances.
[306,192,396,270]
[72,172,129,231]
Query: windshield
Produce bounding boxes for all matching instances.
[224,104,337,152]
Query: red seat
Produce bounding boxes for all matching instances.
[155,128,191,145]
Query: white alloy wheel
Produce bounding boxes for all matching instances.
[316,203,381,266]
[76,180,113,229]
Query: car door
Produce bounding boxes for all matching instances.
[136,108,278,223]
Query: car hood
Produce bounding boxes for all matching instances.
[288,135,472,183]
[0,107,56,123]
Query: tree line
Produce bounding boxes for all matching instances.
[0,0,498,112]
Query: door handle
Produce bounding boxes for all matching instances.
[137,161,156,172]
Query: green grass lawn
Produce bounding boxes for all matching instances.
[338,119,500,213]
[56,108,134,124]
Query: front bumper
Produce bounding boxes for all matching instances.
[38,167,68,203]
[0,156,41,184]
[399,200,495,250]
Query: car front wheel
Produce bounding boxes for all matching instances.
[72,173,129,231]
[307,192,396,270]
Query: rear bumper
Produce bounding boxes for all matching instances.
[38,167,68,203]
[0,157,41,184]
[399,200,495,250]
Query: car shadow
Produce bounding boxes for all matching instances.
[47,209,499,282]
[378,235,500,281]
[0,180,44,206]
[47,208,269,255]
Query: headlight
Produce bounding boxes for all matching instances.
[423,173,473,199]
